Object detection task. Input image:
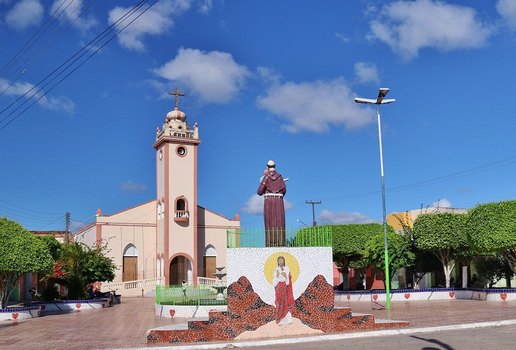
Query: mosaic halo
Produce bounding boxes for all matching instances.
[263,252,300,285]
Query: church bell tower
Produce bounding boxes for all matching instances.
[154,88,200,285]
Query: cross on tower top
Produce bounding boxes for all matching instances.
[168,88,185,109]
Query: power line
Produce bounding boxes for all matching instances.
[0,199,63,216]
[0,0,156,129]
[0,0,83,97]
[0,0,148,125]
[321,155,516,202]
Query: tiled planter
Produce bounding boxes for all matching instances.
[35,299,110,313]
[335,288,516,302]
[155,304,227,318]
[0,305,42,321]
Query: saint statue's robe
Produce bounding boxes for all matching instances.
[257,170,287,246]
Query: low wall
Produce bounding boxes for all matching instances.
[37,299,110,312]
[155,304,227,318]
[0,305,42,321]
[335,288,516,302]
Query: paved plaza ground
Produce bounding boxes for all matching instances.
[1,297,516,350]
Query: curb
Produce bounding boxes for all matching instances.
[105,319,516,350]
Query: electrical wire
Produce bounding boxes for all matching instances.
[0,0,80,97]
[0,0,98,100]
[320,155,516,202]
[0,0,157,129]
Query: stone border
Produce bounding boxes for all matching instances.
[1,299,111,322]
[335,288,516,302]
[155,304,227,318]
[35,299,111,312]
[0,305,42,321]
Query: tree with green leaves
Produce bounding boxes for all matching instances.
[474,255,514,288]
[413,212,469,288]
[332,223,390,269]
[391,212,441,289]
[51,242,117,299]
[0,218,54,309]
[467,200,516,275]
[363,231,415,287]
[331,223,394,289]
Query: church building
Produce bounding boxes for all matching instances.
[76,90,240,286]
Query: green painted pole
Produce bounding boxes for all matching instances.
[377,104,391,311]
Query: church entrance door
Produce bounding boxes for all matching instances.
[204,256,216,278]
[123,256,138,281]
[123,244,139,282]
[169,256,191,285]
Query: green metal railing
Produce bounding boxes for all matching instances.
[155,285,227,306]
[227,226,332,248]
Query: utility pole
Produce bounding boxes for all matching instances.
[65,211,71,243]
[305,200,322,227]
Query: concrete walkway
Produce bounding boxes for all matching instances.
[1,298,516,350]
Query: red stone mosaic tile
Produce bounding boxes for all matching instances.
[147,275,408,344]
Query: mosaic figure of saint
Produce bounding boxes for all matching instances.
[272,256,294,325]
[257,160,287,246]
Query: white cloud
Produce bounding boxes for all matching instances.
[369,0,492,60]
[256,78,375,133]
[51,0,97,32]
[354,62,380,84]
[319,209,377,225]
[256,66,281,86]
[241,194,293,216]
[431,198,452,208]
[198,0,213,14]
[153,48,250,104]
[119,180,147,193]
[5,0,43,30]
[497,0,516,30]
[108,0,192,52]
[335,32,350,43]
[0,78,75,113]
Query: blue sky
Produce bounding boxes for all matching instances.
[1,0,516,232]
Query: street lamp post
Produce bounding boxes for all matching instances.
[296,219,309,228]
[354,88,396,311]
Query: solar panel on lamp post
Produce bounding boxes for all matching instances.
[354,88,396,312]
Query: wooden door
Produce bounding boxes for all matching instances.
[170,256,187,285]
[123,256,138,281]
[204,256,216,278]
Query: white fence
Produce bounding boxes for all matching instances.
[101,277,164,297]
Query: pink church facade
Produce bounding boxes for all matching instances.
[76,92,240,286]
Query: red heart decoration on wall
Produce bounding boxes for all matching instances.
[449,291,455,299]
[11,313,19,320]
[169,309,175,317]
[404,293,410,299]
[500,293,508,301]
[372,294,378,301]
[76,303,81,309]
[346,295,350,300]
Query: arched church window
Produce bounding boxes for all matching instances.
[123,244,138,257]
[176,198,186,211]
[204,244,217,257]
[174,196,189,222]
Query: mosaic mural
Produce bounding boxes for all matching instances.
[148,248,408,344]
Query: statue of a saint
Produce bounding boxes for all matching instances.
[257,160,287,246]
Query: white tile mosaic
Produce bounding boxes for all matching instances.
[227,247,333,306]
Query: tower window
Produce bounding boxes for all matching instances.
[174,196,189,222]
[176,145,187,157]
